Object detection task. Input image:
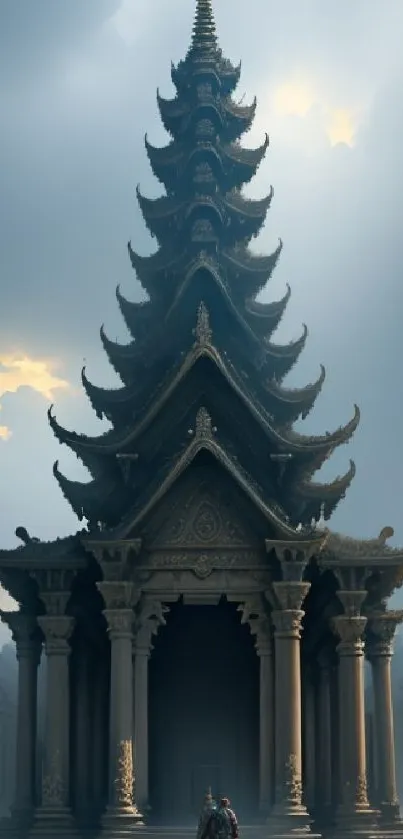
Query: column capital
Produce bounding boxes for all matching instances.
[37,614,75,654]
[265,538,324,581]
[97,580,139,610]
[272,609,304,639]
[332,614,367,654]
[104,608,134,640]
[0,610,41,661]
[272,580,310,611]
[366,610,403,658]
[337,589,367,615]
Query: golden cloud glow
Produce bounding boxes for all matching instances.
[271,78,358,148]
[274,82,316,119]
[0,355,70,441]
[326,108,356,147]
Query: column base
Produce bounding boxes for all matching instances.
[100,805,144,838]
[331,804,379,839]
[266,802,320,838]
[28,806,80,838]
[376,803,403,838]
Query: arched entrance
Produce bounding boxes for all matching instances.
[149,597,259,823]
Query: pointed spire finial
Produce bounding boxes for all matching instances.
[189,0,217,56]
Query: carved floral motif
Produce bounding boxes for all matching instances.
[37,615,74,654]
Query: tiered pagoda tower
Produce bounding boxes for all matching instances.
[49,2,359,534]
[1,3,403,839]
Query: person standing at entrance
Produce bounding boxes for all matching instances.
[200,797,239,839]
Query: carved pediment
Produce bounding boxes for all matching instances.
[142,467,261,551]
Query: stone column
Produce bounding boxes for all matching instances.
[316,648,333,824]
[269,580,311,835]
[132,597,168,817]
[134,625,151,814]
[366,610,403,828]
[97,581,142,833]
[255,619,274,814]
[303,664,316,814]
[32,613,77,835]
[332,590,375,836]
[0,611,41,827]
[74,639,92,819]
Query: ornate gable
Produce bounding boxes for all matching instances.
[142,465,263,552]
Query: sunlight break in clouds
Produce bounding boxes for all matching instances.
[0,355,70,440]
[272,80,358,148]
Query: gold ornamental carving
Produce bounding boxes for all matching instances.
[284,753,303,806]
[114,740,134,809]
[356,774,369,808]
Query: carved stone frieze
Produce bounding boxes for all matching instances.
[272,581,310,612]
[332,615,367,653]
[37,615,75,655]
[145,471,261,552]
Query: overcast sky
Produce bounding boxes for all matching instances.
[0,0,403,635]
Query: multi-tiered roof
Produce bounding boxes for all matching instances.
[48,0,359,540]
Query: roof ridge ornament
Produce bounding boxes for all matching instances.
[193,301,212,346]
[190,406,217,440]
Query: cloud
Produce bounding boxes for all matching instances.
[0,355,70,440]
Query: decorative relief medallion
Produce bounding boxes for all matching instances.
[193,501,221,542]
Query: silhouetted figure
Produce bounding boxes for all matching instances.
[197,789,217,839]
[200,797,239,839]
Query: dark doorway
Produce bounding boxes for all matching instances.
[149,598,259,823]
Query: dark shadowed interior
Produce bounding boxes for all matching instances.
[149,598,259,823]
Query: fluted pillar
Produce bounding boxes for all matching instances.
[366,610,403,829]
[316,649,333,823]
[31,613,77,835]
[269,579,312,835]
[97,581,143,833]
[332,591,375,837]
[0,611,41,827]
